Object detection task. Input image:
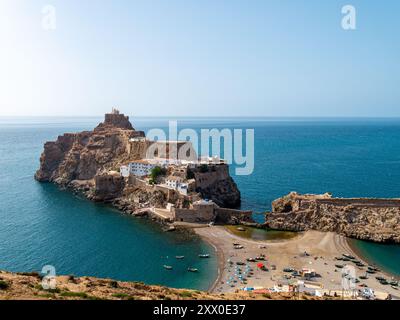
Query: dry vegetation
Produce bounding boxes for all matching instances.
[0,271,334,300]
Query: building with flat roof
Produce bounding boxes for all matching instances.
[120,160,157,177]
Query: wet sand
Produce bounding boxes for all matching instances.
[195,226,399,298]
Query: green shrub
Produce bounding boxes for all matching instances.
[199,164,209,173]
[60,291,88,299]
[186,170,195,179]
[179,291,193,298]
[149,166,167,184]
[17,272,40,278]
[0,280,9,290]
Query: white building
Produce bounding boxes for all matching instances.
[177,183,189,195]
[129,160,157,177]
[165,176,183,189]
[120,160,157,177]
[130,137,146,142]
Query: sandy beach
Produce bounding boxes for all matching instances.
[194,226,399,298]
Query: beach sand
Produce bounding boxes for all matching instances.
[194,226,399,298]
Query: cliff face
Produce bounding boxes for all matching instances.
[35,114,145,185]
[192,165,241,208]
[265,192,400,243]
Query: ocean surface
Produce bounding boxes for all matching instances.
[0,116,400,288]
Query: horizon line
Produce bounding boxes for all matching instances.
[2,115,400,119]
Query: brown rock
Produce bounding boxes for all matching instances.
[265,192,400,243]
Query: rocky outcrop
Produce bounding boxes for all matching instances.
[191,165,241,208]
[35,110,242,221]
[92,174,125,202]
[265,192,400,243]
[35,112,145,185]
[95,112,134,131]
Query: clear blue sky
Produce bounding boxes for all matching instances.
[0,0,399,117]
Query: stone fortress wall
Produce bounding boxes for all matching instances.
[266,192,400,243]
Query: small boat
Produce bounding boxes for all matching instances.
[368,266,380,272]
[175,256,185,259]
[391,285,398,290]
[187,268,198,272]
[163,265,173,270]
[198,254,210,258]
[237,227,246,232]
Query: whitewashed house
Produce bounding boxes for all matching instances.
[177,183,189,195]
[128,160,157,177]
[165,176,183,189]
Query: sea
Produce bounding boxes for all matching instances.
[0,117,399,291]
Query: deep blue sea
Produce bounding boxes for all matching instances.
[0,117,400,288]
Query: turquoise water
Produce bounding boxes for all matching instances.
[349,239,400,277]
[0,118,217,290]
[0,117,400,286]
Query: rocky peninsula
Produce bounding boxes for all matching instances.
[35,110,251,225]
[265,192,400,243]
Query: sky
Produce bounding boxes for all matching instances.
[0,0,399,117]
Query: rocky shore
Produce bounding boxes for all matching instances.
[265,192,400,243]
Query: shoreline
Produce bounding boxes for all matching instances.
[347,238,399,280]
[195,226,399,297]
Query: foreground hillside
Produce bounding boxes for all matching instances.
[0,271,334,300]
